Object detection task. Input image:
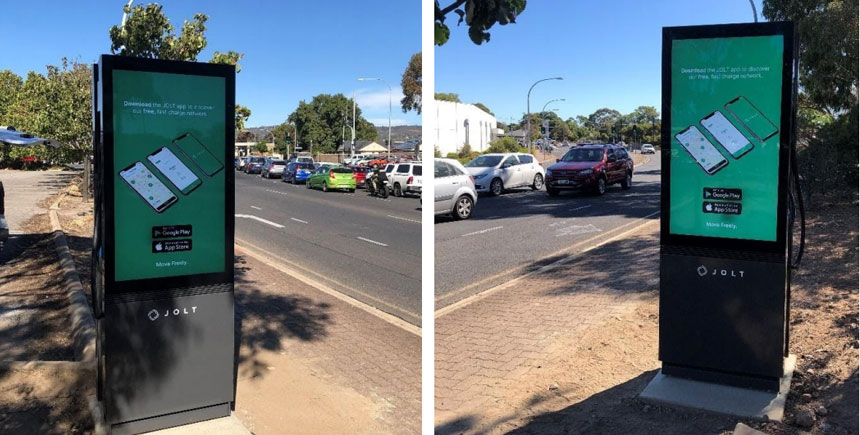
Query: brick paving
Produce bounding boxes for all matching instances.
[234,250,421,434]
[435,221,660,432]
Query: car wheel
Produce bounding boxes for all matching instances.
[452,195,474,220]
[490,178,503,196]
[547,188,559,197]
[306,180,312,189]
[394,183,402,197]
[595,177,606,195]
[532,174,544,190]
[621,172,632,189]
[323,183,328,192]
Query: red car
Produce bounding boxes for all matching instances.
[353,167,371,186]
[545,144,633,196]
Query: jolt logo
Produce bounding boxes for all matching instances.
[147,306,198,321]
[696,265,745,278]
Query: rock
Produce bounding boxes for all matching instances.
[801,393,813,402]
[642,405,651,413]
[549,382,559,391]
[794,409,815,428]
[816,405,828,416]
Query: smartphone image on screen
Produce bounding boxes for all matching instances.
[147,146,202,195]
[172,132,223,177]
[675,126,729,176]
[119,162,178,213]
[700,110,754,159]
[725,96,779,142]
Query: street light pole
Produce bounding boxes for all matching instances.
[526,77,563,153]
[358,77,392,161]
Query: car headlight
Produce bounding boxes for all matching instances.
[474,173,488,180]
[577,169,593,176]
[545,169,553,177]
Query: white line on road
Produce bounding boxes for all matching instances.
[570,205,592,211]
[235,214,285,228]
[290,217,308,224]
[250,205,262,210]
[461,226,503,237]
[357,237,388,247]
[265,189,288,195]
[387,215,421,224]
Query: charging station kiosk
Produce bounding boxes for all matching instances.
[658,22,797,393]
[93,55,236,434]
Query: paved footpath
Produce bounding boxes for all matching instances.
[232,247,421,434]
[435,220,660,433]
[0,170,77,232]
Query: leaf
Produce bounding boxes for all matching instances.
[435,22,450,46]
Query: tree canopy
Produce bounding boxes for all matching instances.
[400,52,422,114]
[287,94,378,154]
[435,0,527,45]
[434,92,461,103]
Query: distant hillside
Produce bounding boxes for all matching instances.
[245,125,422,143]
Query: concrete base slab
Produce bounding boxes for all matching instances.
[639,355,796,421]
[145,414,251,434]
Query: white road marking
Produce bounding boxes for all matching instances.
[570,205,592,211]
[461,226,504,237]
[235,214,285,228]
[556,223,602,237]
[265,189,288,195]
[357,237,388,247]
[387,215,421,224]
[290,217,308,224]
[250,205,262,210]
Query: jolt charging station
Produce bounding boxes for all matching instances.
[656,22,797,396]
[92,55,236,434]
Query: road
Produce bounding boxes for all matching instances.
[234,170,422,326]
[0,169,78,232]
[434,152,660,309]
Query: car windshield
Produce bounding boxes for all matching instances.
[561,148,604,162]
[272,160,285,165]
[465,155,503,168]
[250,157,265,163]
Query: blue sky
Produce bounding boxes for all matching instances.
[1,0,421,127]
[436,0,766,125]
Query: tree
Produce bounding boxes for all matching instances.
[235,105,251,131]
[486,136,526,154]
[434,92,461,102]
[435,0,527,45]
[0,70,23,122]
[400,52,422,114]
[253,141,268,154]
[473,102,493,116]
[287,94,378,154]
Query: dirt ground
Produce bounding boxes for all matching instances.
[493,194,858,435]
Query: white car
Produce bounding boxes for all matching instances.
[464,153,545,196]
[641,144,656,154]
[434,158,477,220]
[389,162,422,196]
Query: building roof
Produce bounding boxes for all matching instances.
[354,141,387,152]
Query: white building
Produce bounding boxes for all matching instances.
[434,100,499,156]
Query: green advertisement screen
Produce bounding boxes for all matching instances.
[112,69,226,281]
[669,35,783,241]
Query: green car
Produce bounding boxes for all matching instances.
[306,165,356,192]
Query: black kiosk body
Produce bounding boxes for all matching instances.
[659,22,796,392]
[93,55,236,434]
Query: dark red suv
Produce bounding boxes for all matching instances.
[545,144,633,196]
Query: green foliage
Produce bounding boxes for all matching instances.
[445,152,459,159]
[434,146,442,158]
[400,52,422,114]
[235,105,251,131]
[109,4,208,61]
[253,141,269,154]
[287,94,378,154]
[473,102,493,116]
[0,70,23,121]
[435,0,527,45]
[434,92,461,102]
[270,122,296,155]
[486,136,526,154]
[209,51,244,73]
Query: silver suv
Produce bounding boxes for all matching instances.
[434,158,477,220]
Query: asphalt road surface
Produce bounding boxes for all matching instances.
[234,170,422,326]
[435,153,660,309]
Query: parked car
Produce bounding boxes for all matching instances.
[369,157,389,167]
[237,156,249,171]
[641,144,656,154]
[544,144,633,196]
[464,153,545,196]
[353,166,372,187]
[306,166,356,192]
[434,158,477,220]
[389,162,423,196]
[244,156,266,174]
[261,159,287,178]
[282,162,315,184]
